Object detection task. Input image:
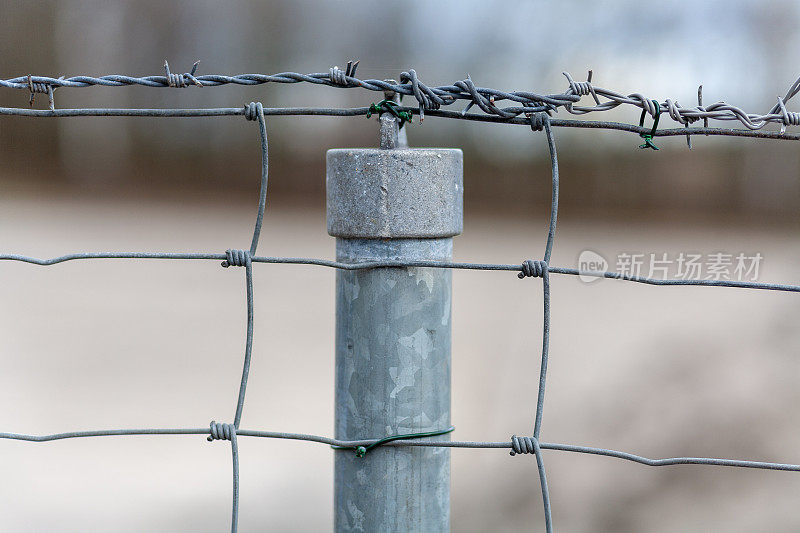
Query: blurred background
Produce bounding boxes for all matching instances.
[1,0,799,531]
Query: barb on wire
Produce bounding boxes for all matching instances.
[27,74,61,110]
[563,71,600,108]
[329,60,359,86]
[163,60,202,88]
[4,62,800,132]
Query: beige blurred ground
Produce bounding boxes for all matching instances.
[1,190,799,532]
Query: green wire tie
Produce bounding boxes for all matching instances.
[332,426,455,458]
[366,99,412,129]
[638,100,660,150]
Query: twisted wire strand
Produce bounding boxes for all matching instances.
[560,72,800,130]
[5,62,800,131]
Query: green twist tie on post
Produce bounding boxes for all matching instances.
[366,99,413,129]
[638,100,660,150]
[332,426,455,457]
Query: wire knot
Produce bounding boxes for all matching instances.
[563,71,600,106]
[222,249,251,268]
[243,101,263,121]
[400,69,453,122]
[519,260,548,279]
[164,60,202,88]
[27,75,60,110]
[367,99,412,128]
[528,112,547,132]
[510,435,538,456]
[207,421,236,442]
[27,77,52,94]
[454,75,517,119]
[776,96,800,134]
[329,60,359,86]
[562,72,591,97]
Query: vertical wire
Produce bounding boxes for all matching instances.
[533,271,550,440]
[533,116,558,438]
[227,103,267,533]
[542,117,559,265]
[533,438,553,533]
[249,103,269,255]
[533,115,558,532]
[231,432,240,533]
[234,261,254,428]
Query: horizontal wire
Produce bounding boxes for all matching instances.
[1,427,797,472]
[2,105,800,141]
[0,252,797,292]
[0,106,362,117]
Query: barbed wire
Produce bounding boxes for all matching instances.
[3,60,800,134]
[2,63,800,532]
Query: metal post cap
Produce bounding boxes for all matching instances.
[326,148,463,239]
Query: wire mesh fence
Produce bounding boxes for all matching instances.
[2,61,800,532]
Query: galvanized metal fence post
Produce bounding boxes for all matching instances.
[327,111,463,531]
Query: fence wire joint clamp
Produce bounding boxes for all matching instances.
[638,100,660,150]
[332,426,455,457]
[366,99,412,129]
